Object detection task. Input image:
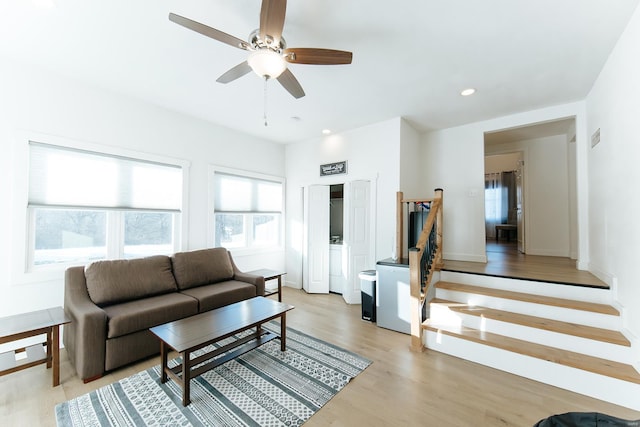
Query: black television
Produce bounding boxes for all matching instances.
[409,210,430,248]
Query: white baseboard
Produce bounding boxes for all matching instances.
[443,252,487,263]
[576,259,589,270]
[284,281,302,290]
[525,248,570,257]
[588,264,616,289]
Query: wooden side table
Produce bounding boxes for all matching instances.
[248,269,286,302]
[0,307,71,386]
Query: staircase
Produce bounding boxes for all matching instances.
[423,270,640,411]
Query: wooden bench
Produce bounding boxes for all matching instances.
[495,224,517,242]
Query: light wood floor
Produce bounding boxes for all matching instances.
[443,241,608,288]
[2,288,639,426]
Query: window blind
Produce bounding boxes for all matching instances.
[214,172,282,213]
[28,142,182,212]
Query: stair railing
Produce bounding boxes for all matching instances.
[399,189,443,352]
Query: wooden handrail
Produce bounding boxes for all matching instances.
[407,189,443,352]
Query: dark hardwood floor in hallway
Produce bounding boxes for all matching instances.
[442,240,608,288]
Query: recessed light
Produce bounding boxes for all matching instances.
[322,129,331,135]
[460,88,476,96]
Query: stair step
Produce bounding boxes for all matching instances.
[423,321,640,384]
[436,281,619,315]
[431,299,630,346]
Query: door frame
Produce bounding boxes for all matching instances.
[482,147,529,255]
[300,175,377,303]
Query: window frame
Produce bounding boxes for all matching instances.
[25,208,182,270]
[13,132,190,282]
[209,166,285,256]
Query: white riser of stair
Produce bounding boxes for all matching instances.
[435,288,621,330]
[429,305,632,364]
[440,271,612,304]
[425,329,640,412]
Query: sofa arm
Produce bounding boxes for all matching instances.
[228,253,265,296]
[235,271,265,296]
[63,266,108,381]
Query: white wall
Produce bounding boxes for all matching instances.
[484,153,520,174]
[421,124,487,262]
[421,103,588,264]
[585,3,640,341]
[284,118,402,289]
[0,58,285,317]
[400,119,423,200]
[486,135,571,257]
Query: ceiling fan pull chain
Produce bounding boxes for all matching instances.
[263,76,268,127]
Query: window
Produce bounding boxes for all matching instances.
[213,170,283,250]
[28,142,183,268]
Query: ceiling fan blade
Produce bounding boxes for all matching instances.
[259,0,287,46]
[216,61,252,84]
[277,68,305,99]
[284,48,352,65]
[169,12,250,51]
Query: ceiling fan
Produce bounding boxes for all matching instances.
[169,0,352,99]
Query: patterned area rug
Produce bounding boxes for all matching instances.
[55,323,371,426]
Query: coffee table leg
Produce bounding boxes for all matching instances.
[51,325,60,386]
[160,341,168,384]
[280,313,286,352]
[182,351,191,406]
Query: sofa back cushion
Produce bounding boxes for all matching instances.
[85,255,177,306]
[171,248,234,290]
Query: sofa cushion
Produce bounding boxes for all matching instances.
[85,255,177,306]
[103,292,198,339]
[180,280,257,312]
[171,248,234,290]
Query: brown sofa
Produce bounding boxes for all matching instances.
[63,247,265,381]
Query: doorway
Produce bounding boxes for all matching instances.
[329,184,344,294]
[483,117,577,260]
[484,152,523,256]
[303,180,373,304]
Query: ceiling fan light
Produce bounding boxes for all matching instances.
[248,49,287,79]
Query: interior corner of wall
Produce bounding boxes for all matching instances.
[587,262,614,288]
[575,259,589,270]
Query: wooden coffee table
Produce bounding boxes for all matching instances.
[150,296,294,406]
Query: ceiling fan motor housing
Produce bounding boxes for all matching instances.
[249,29,286,52]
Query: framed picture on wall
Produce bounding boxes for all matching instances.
[320,161,347,176]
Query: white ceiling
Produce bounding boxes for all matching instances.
[1,0,638,144]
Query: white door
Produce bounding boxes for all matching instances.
[516,159,525,253]
[343,180,371,303]
[305,185,330,293]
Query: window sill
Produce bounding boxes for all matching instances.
[226,246,285,258]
